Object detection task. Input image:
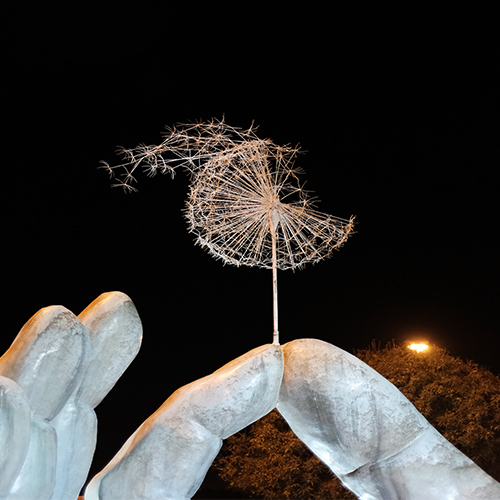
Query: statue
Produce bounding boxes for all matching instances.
[2,120,498,499]
[85,119,499,499]
[1,298,499,499]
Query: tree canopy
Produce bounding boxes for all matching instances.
[213,342,500,499]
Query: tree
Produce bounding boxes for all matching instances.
[213,343,500,498]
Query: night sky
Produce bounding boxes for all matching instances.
[3,6,499,487]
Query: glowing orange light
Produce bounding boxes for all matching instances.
[408,343,429,353]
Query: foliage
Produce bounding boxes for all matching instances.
[214,409,356,499]
[214,343,500,498]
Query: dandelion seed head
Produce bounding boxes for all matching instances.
[104,119,355,270]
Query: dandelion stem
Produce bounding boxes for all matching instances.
[270,211,279,345]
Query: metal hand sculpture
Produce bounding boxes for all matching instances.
[103,120,355,344]
[85,338,500,500]
[1,297,499,500]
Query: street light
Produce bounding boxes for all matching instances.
[408,343,429,353]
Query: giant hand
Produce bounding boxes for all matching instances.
[85,337,500,500]
[2,292,499,500]
[0,292,142,500]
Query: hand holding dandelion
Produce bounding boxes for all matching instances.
[103,120,355,344]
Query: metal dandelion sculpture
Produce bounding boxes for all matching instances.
[102,119,355,345]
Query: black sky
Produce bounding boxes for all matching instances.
[2,5,499,487]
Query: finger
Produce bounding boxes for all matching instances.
[85,343,283,500]
[278,338,500,500]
